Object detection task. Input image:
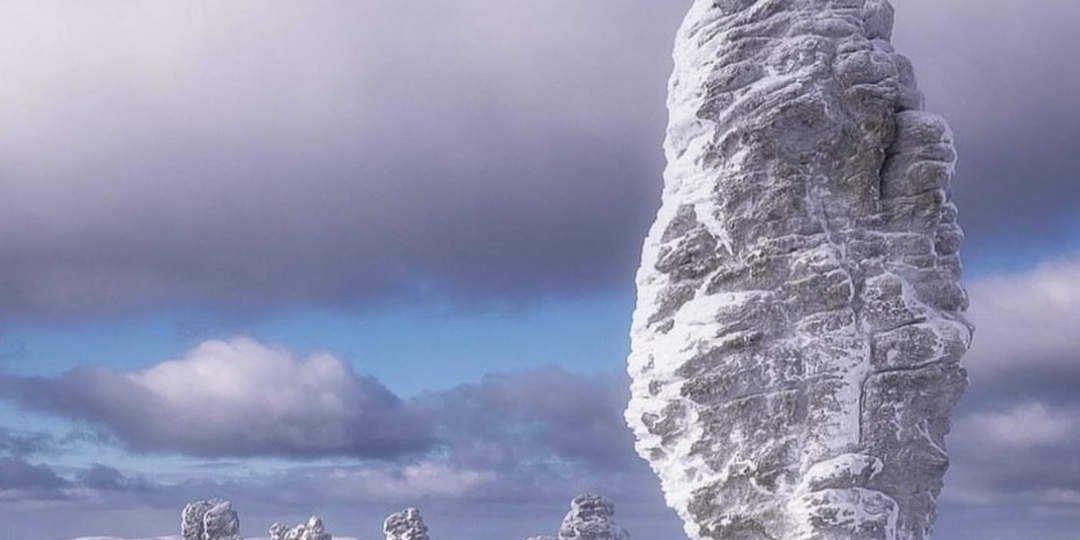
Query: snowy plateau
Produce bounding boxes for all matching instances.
[63,537,358,540]
[59,493,629,540]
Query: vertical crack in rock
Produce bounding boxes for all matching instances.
[625,1,971,539]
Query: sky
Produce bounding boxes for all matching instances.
[0,1,1078,539]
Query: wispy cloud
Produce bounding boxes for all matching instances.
[0,428,59,458]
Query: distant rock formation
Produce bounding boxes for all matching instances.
[182,499,243,540]
[557,495,629,540]
[269,516,333,540]
[383,507,429,540]
[625,1,971,540]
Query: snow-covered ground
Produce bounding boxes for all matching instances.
[64,537,182,540]
[65,537,360,540]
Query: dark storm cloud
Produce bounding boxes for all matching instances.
[0,0,682,322]
[0,1,1074,322]
[891,0,1080,262]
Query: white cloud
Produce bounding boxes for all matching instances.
[964,259,1080,377]
[0,337,430,458]
[963,403,1075,450]
[937,261,1080,523]
[122,338,388,453]
[129,338,354,439]
[322,462,495,502]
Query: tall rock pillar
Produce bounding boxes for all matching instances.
[625,1,971,539]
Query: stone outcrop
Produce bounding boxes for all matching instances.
[557,494,630,540]
[182,499,243,540]
[625,1,971,540]
[384,507,429,540]
[269,516,333,540]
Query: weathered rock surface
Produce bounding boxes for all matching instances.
[383,508,429,540]
[182,499,243,540]
[557,494,630,540]
[625,1,971,540]
[269,516,333,540]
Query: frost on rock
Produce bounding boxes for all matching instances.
[269,516,333,540]
[625,1,971,540]
[182,499,243,540]
[557,494,630,540]
[383,507,429,540]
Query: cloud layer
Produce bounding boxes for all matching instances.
[0,338,649,503]
[0,346,664,537]
[944,258,1080,511]
[1,0,1077,322]
[0,0,679,322]
[1,339,431,459]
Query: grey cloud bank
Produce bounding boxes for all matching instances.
[0,343,653,505]
[1,0,1077,322]
[0,0,679,322]
[940,261,1080,533]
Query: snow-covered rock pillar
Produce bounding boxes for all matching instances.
[269,516,333,540]
[625,1,971,539]
[182,499,243,540]
[557,494,630,540]
[384,507,430,540]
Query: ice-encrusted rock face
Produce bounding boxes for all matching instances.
[625,1,971,540]
[383,508,429,540]
[182,499,243,540]
[557,494,630,540]
[269,516,333,540]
